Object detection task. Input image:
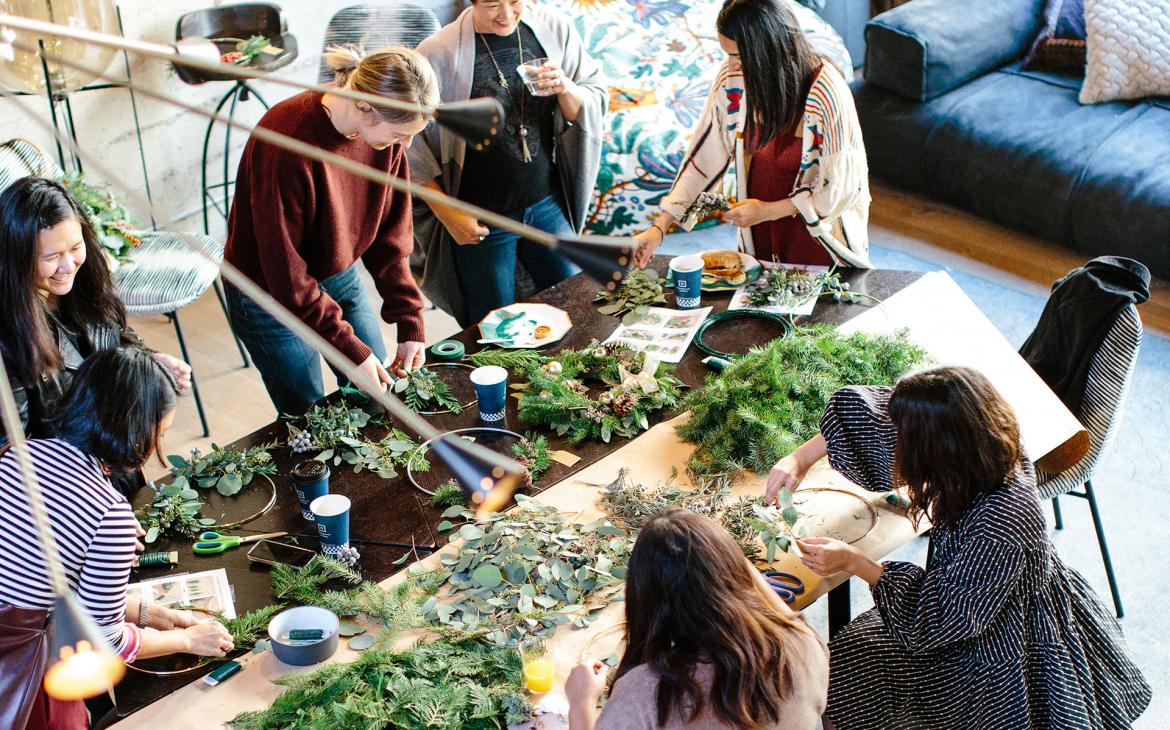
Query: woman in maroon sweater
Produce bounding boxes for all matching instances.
[224,46,438,415]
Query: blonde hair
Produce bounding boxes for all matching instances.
[322,45,439,124]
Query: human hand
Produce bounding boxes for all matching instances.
[721,198,775,228]
[354,353,394,396]
[765,453,811,505]
[390,341,426,376]
[443,211,490,245]
[183,620,233,657]
[151,606,199,631]
[633,227,664,269]
[797,536,861,576]
[154,352,192,390]
[566,661,608,708]
[531,61,575,97]
[133,519,146,554]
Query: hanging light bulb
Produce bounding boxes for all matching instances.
[43,592,125,700]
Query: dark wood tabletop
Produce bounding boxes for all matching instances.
[111,260,923,719]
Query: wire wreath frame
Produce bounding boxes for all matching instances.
[691,309,792,360]
[402,362,478,416]
[406,426,524,496]
[791,487,879,545]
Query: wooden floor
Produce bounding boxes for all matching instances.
[132,185,1169,476]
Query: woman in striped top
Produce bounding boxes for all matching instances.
[1,347,232,728]
[765,367,1150,729]
[633,0,870,269]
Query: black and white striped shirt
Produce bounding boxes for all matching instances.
[0,439,141,659]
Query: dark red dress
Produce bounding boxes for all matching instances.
[747,130,833,266]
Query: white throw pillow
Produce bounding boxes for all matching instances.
[1080,0,1170,104]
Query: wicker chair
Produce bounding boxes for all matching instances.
[0,138,237,437]
[1035,304,1142,618]
[318,3,441,84]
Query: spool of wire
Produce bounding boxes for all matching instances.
[134,551,179,568]
[431,340,465,361]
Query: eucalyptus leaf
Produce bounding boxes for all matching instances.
[471,564,503,590]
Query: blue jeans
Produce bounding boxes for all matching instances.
[452,194,578,327]
[225,265,388,416]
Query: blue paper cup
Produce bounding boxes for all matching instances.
[471,365,508,423]
[309,494,351,558]
[291,461,330,522]
[670,254,704,309]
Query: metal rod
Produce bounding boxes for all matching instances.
[0,357,70,596]
[1,12,455,121]
[0,88,447,448]
[10,36,559,246]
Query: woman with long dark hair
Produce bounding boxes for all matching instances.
[0,347,231,729]
[0,177,191,447]
[766,367,1150,729]
[633,0,870,268]
[565,509,828,729]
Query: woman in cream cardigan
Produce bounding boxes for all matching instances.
[634,0,871,269]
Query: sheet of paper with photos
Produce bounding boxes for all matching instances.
[603,306,712,363]
[126,568,237,619]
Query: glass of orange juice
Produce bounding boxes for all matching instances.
[520,637,556,694]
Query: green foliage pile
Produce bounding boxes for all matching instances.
[62,171,140,263]
[516,342,683,443]
[290,402,427,478]
[428,495,635,646]
[512,432,552,485]
[167,442,278,497]
[467,348,549,370]
[678,326,924,477]
[393,367,462,414]
[595,268,667,316]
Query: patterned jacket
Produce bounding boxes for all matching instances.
[661,60,872,268]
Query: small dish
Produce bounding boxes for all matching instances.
[477,303,572,349]
[699,250,763,291]
[268,606,340,666]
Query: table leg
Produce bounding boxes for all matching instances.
[828,580,851,639]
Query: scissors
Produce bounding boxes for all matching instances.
[763,571,806,605]
[193,531,288,555]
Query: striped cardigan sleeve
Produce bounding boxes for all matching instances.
[78,500,142,661]
[660,67,738,227]
[790,64,869,236]
[821,386,897,493]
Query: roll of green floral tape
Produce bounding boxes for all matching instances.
[431,340,465,361]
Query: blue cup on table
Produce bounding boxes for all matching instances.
[670,254,704,309]
[309,493,351,558]
[471,365,508,423]
[291,461,330,522]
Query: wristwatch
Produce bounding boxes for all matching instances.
[137,599,151,628]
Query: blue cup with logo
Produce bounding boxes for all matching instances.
[471,365,508,423]
[309,494,351,558]
[670,254,704,309]
[291,461,330,522]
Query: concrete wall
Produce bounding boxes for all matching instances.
[0,0,463,238]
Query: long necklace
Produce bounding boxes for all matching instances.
[478,29,532,163]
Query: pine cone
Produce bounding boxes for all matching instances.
[612,392,638,416]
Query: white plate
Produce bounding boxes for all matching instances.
[476,303,572,349]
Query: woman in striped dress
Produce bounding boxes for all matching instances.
[765,367,1150,729]
[633,0,871,269]
[0,347,232,729]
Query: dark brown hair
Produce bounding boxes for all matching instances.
[717,0,820,149]
[0,177,127,385]
[617,509,812,727]
[889,367,1024,528]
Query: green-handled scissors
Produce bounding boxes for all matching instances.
[193,531,288,555]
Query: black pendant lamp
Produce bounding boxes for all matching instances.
[433,97,505,151]
[554,234,635,291]
[429,434,526,520]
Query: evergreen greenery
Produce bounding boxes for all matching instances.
[467,348,549,371]
[512,432,552,485]
[430,480,466,508]
[61,171,141,263]
[677,326,924,477]
[516,341,683,443]
[393,367,462,414]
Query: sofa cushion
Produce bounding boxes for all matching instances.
[1080,0,1170,104]
[853,70,1170,278]
[864,0,1045,101]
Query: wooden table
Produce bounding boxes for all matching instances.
[111,261,1086,726]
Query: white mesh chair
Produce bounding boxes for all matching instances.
[1036,304,1142,618]
[0,138,238,437]
[318,3,441,84]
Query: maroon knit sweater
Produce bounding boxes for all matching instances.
[225,91,425,364]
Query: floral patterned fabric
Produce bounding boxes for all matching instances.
[546,0,852,236]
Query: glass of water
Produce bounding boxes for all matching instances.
[516,57,551,95]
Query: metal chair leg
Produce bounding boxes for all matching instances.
[168,310,210,438]
[213,279,250,368]
[1084,479,1124,618]
[1052,496,1064,529]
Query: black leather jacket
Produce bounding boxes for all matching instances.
[1,317,138,446]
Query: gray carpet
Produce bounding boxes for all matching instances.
[662,224,1167,726]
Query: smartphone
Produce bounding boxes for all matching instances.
[246,539,316,568]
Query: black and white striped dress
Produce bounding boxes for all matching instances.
[0,439,142,660]
[820,386,1151,730]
